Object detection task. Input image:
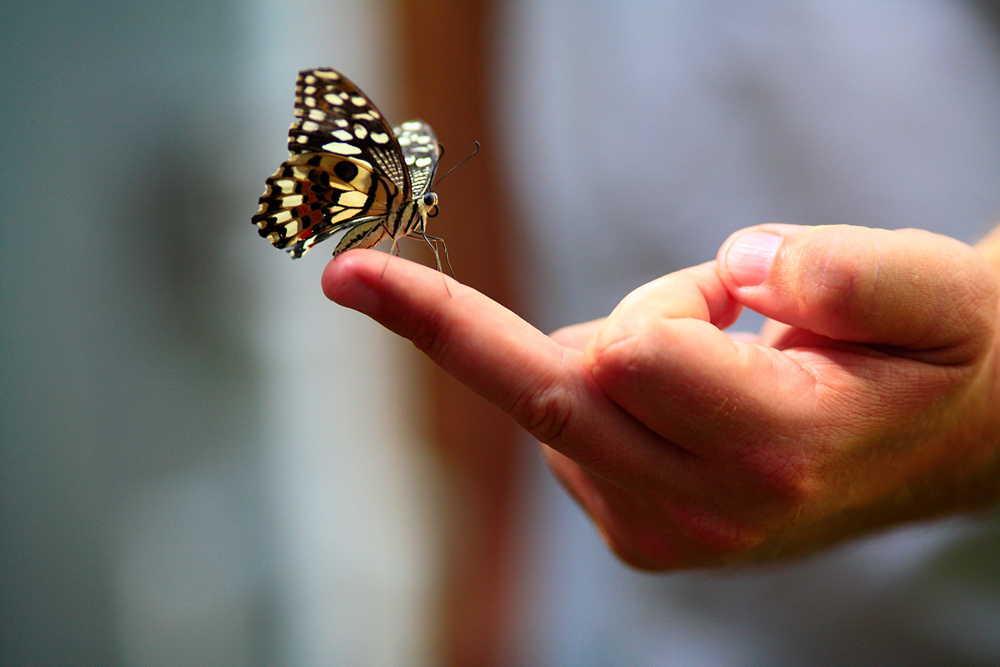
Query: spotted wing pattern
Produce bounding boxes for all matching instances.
[253,68,441,259]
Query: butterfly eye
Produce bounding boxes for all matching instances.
[423,192,439,218]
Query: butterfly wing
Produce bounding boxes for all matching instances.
[287,69,411,193]
[253,68,411,258]
[394,120,440,199]
[254,153,395,258]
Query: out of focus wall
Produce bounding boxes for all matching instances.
[0,2,443,665]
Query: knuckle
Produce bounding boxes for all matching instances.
[800,228,880,319]
[506,373,576,446]
[408,311,451,361]
[404,297,464,364]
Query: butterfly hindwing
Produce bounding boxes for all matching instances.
[254,153,392,258]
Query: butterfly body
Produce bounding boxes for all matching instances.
[253,69,442,261]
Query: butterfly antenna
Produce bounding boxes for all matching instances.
[433,141,481,188]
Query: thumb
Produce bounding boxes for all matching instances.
[718,224,998,364]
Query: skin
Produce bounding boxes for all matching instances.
[321,223,1000,571]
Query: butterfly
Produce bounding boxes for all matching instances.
[252,68,446,267]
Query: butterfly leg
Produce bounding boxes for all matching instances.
[413,232,455,278]
[380,237,401,280]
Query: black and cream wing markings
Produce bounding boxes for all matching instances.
[252,68,442,260]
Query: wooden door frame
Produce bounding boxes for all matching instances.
[396,2,523,665]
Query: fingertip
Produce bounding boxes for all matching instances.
[718,224,809,289]
[320,250,381,313]
[320,252,347,300]
[721,231,785,287]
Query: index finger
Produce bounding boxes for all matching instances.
[321,250,676,479]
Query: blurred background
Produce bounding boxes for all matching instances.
[3,1,1000,666]
[2,1,452,665]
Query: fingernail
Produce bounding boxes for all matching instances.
[725,231,783,286]
[329,276,380,314]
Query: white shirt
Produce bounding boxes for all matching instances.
[497,2,1000,664]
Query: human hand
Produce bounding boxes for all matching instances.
[321,224,1000,570]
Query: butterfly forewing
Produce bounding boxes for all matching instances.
[288,69,409,195]
[253,68,443,260]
